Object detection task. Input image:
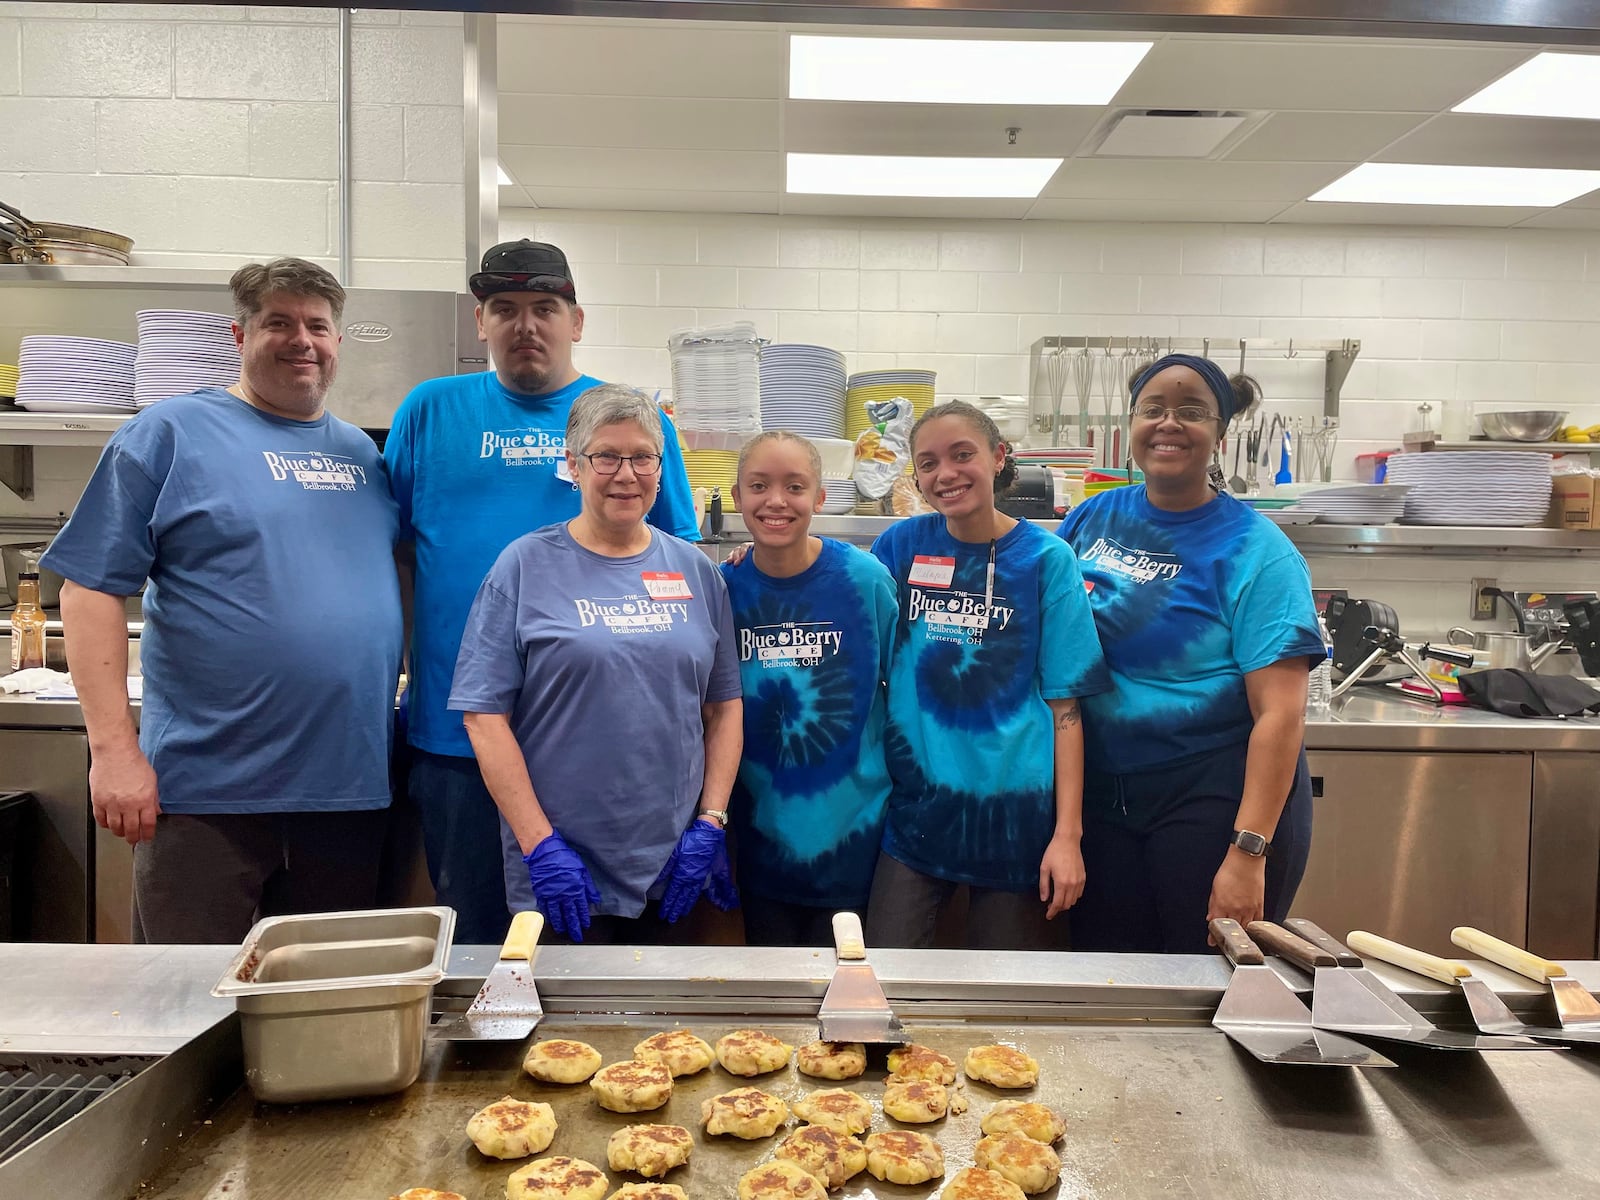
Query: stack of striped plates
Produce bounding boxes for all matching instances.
[845,369,936,442]
[759,344,846,437]
[821,477,858,514]
[135,309,239,408]
[1387,451,1553,527]
[683,448,739,494]
[1294,483,1411,526]
[15,336,136,413]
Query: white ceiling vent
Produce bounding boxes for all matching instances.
[1093,110,1251,158]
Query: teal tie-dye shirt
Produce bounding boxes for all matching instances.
[720,538,897,909]
[1058,486,1323,774]
[870,515,1110,891]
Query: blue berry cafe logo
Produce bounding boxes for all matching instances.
[908,587,1013,643]
[739,620,843,666]
[1079,536,1182,585]
[575,593,689,634]
[481,426,565,466]
[261,450,368,492]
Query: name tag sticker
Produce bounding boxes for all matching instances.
[555,456,573,483]
[909,555,956,588]
[1084,580,1096,593]
[642,572,693,600]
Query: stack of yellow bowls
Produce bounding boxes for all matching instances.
[844,369,937,442]
[682,448,740,494]
[0,363,17,401]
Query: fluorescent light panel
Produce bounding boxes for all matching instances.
[789,35,1152,105]
[1454,52,1600,120]
[1308,162,1600,207]
[786,153,1062,198]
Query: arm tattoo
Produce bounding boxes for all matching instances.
[1055,700,1081,730]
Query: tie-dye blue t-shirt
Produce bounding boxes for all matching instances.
[870,515,1110,891]
[720,538,897,909]
[1058,486,1323,774]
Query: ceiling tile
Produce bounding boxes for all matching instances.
[527,185,779,215]
[502,146,780,193]
[498,181,534,208]
[780,194,1032,219]
[783,100,1104,157]
[498,19,782,98]
[1515,208,1600,230]
[1028,198,1288,222]
[1114,39,1532,113]
[1273,200,1537,226]
[500,95,779,152]
[1375,112,1600,169]
[1041,159,1345,202]
[1226,112,1429,162]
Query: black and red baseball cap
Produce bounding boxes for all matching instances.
[469,239,577,302]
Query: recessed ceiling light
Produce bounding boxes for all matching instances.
[1454,52,1600,120]
[788,35,1152,105]
[497,164,514,186]
[786,153,1062,198]
[1308,163,1600,207]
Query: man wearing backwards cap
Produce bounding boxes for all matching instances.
[385,240,699,943]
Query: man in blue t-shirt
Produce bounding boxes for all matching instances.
[385,240,699,943]
[43,258,404,944]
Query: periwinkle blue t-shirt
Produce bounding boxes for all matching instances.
[870,515,1109,891]
[41,388,402,813]
[719,538,897,910]
[385,371,700,758]
[1058,486,1323,774]
[448,524,740,919]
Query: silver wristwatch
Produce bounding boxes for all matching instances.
[1229,829,1271,857]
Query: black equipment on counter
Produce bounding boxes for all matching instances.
[1323,595,1443,703]
[996,465,1058,520]
[1563,599,1600,677]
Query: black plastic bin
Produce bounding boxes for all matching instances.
[0,792,32,941]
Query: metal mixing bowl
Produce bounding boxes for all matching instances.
[1479,410,1567,442]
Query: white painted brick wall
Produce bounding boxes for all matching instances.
[0,3,463,284]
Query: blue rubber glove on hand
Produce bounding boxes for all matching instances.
[656,820,740,923]
[523,831,601,942]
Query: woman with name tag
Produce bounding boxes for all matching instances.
[449,384,743,943]
[866,401,1109,949]
[719,432,898,946]
[1058,355,1323,954]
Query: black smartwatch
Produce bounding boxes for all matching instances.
[1229,829,1271,857]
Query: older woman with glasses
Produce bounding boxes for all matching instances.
[449,383,742,943]
[1057,355,1324,954]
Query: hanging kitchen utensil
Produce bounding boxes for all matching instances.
[817,911,906,1044]
[0,199,134,265]
[1228,424,1246,494]
[1042,344,1069,444]
[1343,930,1600,1046]
[1209,918,1394,1068]
[1250,920,1552,1051]
[432,910,545,1042]
[1071,341,1095,450]
[1452,927,1600,1029]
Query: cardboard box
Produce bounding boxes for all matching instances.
[1549,474,1600,530]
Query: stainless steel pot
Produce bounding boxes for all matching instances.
[0,199,134,265]
[1446,626,1562,673]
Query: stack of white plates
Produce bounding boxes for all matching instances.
[1387,451,1553,527]
[1295,484,1412,526]
[135,309,239,408]
[668,323,763,436]
[821,477,857,514]
[15,336,136,413]
[759,344,845,438]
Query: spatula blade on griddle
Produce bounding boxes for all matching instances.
[1453,925,1600,1030]
[434,909,544,1042]
[818,911,906,1045]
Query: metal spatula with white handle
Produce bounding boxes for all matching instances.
[817,912,906,1044]
[433,910,545,1042]
[1453,926,1600,1030]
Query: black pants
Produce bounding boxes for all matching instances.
[865,852,1060,950]
[407,748,512,946]
[741,896,842,947]
[132,808,387,944]
[1068,743,1312,955]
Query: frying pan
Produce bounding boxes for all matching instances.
[0,200,133,265]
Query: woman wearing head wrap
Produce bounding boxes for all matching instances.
[1057,355,1323,954]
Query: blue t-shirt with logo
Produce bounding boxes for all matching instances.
[448,524,740,919]
[384,371,701,758]
[869,515,1109,891]
[41,388,402,814]
[1058,486,1323,774]
[719,539,897,910]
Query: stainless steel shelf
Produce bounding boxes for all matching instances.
[1433,440,1599,454]
[0,266,234,289]
[0,413,132,447]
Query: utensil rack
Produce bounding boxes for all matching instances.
[1028,336,1361,482]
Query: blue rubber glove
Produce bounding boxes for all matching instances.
[523,831,601,942]
[656,820,739,923]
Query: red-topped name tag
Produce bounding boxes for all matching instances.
[908,555,956,588]
[1084,580,1096,593]
[642,571,693,600]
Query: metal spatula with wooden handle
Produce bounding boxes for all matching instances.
[817,911,906,1044]
[1346,930,1597,1046]
[1453,926,1600,1030]
[433,910,545,1042]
